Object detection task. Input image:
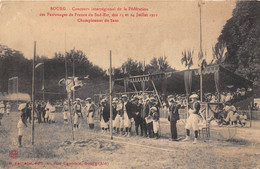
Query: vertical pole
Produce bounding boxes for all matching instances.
[249,102,252,128]
[199,2,202,53]
[65,33,74,140]
[43,63,45,101]
[151,80,163,107]
[16,77,18,109]
[73,52,75,102]
[200,69,203,102]
[109,50,113,139]
[199,1,203,103]
[186,95,189,120]
[31,41,36,145]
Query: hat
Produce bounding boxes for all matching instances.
[149,97,156,102]
[63,101,68,105]
[18,103,27,111]
[112,97,118,104]
[86,98,91,101]
[101,99,107,103]
[150,107,157,111]
[167,95,174,99]
[76,98,81,101]
[133,96,139,101]
[190,94,199,99]
[122,95,127,98]
[205,93,212,96]
[169,98,175,102]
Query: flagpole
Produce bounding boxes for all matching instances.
[199,0,203,102]
[109,50,113,140]
[31,41,36,145]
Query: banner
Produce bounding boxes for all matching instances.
[184,70,192,96]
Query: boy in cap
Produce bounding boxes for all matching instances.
[152,107,160,139]
[146,106,156,138]
[85,98,96,129]
[17,103,28,147]
[183,94,202,144]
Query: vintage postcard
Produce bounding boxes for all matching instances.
[0,0,259,168]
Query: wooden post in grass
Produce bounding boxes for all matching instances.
[109,50,113,140]
[64,33,74,140]
[249,102,253,128]
[31,41,36,145]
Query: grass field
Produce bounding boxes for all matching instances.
[0,112,260,169]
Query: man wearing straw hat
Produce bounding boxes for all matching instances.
[85,97,96,129]
[168,96,181,141]
[183,94,202,144]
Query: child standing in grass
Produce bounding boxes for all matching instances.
[17,103,28,147]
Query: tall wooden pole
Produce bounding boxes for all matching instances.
[200,68,203,102]
[199,1,203,102]
[109,50,113,140]
[31,41,36,145]
[73,52,75,102]
[42,62,45,101]
[65,33,74,140]
[199,2,202,53]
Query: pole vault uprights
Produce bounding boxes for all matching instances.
[115,73,168,96]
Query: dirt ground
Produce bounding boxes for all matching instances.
[0,112,260,169]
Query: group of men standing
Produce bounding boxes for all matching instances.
[99,94,161,138]
[62,97,96,131]
[75,93,203,143]
[14,92,203,147]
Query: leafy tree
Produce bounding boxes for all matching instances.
[211,42,227,65]
[217,1,260,83]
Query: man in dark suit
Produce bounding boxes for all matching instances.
[141,98,149,137]
[168,97,181,141]
[100,99,110,133]
[132,97,142,136]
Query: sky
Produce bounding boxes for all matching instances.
[0,0,236,71]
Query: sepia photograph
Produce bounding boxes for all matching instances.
[0,0,260,168]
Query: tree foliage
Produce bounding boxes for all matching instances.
[217,1,260,83]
